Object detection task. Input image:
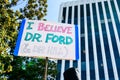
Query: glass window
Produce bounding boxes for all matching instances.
[68,6,72,24]
[87,4,91,34]
[98,2,104,21]
[81,62,86,71]
[86,4,90,16]
[88,36,94,61]
[95,35,102,60]
[81,5,84,17]
[116,0,120,11]
[92,7,106,80]
[56,60,62,80]
[109,78,115,80]
[80,5,84,34]
[92,3,99,33]
[90,70,95,80]
[74,6,78,25]
[92,3,102,61]
[104,1,111,19]
[62,7,66,23]
[101,23,111,58]
[101,23,116,79]
[81,37,85,62]
[65,60,69,70]
[106,59,113,69]
[81,71,86,80]
[108,22,119,58]
[98,60,105,79]
[86,4,94,61]
[98,1,111,60]
[89,61,95,70]
[115,20,120,40]
[73,60,78,68]
[116,58,120,77]
[108,68,114,79]
[103,59,115,79]
[110,0,120,40]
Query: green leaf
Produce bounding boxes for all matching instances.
[0,0,57,79]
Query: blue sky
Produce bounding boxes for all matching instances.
[13,0,75,22]
[46,0,75,22]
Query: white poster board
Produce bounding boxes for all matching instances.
[14,19,79,60]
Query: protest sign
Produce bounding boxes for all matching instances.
[14,19,79,60]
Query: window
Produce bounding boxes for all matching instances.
[81,71,86,80]
[73,60,78,68]
[110,0,120,39]
[116,0,120,11]
[56,60,62,80]
[90,70,95,80]
[80,5,84,34]
[81,62,86,71]
[81,37,85,62]
[108,22,119,58]
[98,2,104,21]
[98,60,105,79]
[104,1,111,19]
[68,6,72,24]
[62,7,66,23]
[116,58,120,77]
[65,60,70,70]
[74,6,78,25]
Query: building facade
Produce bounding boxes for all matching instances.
[56,0,120,80]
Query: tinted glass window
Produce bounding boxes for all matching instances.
[98,2,104,20]
[98,60,105,79]
[81,37,85,62]
[116,0,120,11]
[110,0,120,39]
[65,60,69,70]
[81,62,86,71]
[90,70,95,80]
[62,7,66,23]
[80,5,84,34]
[68,6,72,24]
[74,6,78,25]
[56,60,62,80]
[81,71,86,80]
[104,1,111,19]
[73,60,78,68]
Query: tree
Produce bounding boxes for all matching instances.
[7,57,57,80]
[0,0,57,79]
